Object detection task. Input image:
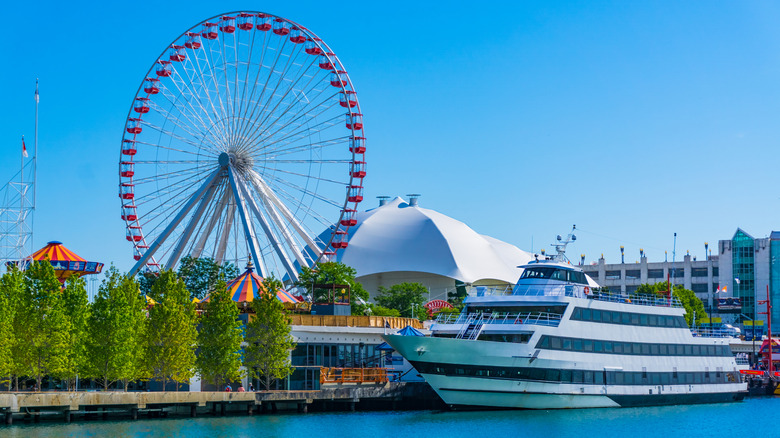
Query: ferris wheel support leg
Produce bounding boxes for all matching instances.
[192,187,231,259]
[233,172,299,283]
[227,167,267,277]
[250,172,322,260]
[215,198,235,264]
[167,179,220,269]
[247,172,308,268]
[128,168,223,276]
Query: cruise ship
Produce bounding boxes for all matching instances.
[384,231,747,409]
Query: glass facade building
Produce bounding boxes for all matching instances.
[770,232,780,325]
[732,230,755,320]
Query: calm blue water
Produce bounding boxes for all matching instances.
[3,397,768,438]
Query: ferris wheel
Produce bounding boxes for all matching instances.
[119,12,366,282]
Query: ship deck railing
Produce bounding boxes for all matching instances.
[469,284,683,308]
[691,327,741,338]
[435,311,563,327]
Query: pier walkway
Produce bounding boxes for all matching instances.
[0,382,439,425]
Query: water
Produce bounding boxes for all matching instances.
[3,397,770,438]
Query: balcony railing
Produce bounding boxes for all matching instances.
[319,367,389,384]
[435,311,563,327]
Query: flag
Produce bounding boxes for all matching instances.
[22,137,27,158]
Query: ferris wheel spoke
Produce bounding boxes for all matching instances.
[247,102,343,157]
[234,28,267,145]
[265,179,342,228]
[262,172,344,209]
[180,47,233,146]
[246,94,341,154]
[253,135,347,161]
[253,165,348,186]
[140,121,219,156]
[134,170,212,210]
[232,31,293,144]
[165,61,229,147]
[153,78,224,150]
[131,166,206,186]
[238,69,332,152]
[234,43,315,145]
[133,139,205,157]
[202,35,234,142]
[145,100,217,151]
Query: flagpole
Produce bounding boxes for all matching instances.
[34,79,38,215]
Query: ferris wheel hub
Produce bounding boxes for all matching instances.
[218,152,230,167]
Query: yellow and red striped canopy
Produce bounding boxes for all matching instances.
[205,262,301,304]
[21,241,103,281]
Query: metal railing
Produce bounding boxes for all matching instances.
[588,291,683,308]
[436,311,564,327]
[691,327,740,338]
[319,367,388,384]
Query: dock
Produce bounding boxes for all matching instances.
[0,382,442,425]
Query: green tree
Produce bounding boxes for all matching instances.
[296,262,369,315]
[177,256,239,300]
[196,279,244,390]
[447,280,468,309]
[634,281,707,326]
[0,267,23,387]
[86,267,147,390]
[145,270,198,391]
[2,267,26,391]
[57,276,90,390]
[245,276,296,390]
[20,260,68,391]
[375,282,428,320]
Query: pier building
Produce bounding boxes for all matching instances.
[329,196,534,301]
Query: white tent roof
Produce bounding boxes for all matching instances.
[335,197,534,284]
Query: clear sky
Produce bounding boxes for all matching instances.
[4,1,780,283]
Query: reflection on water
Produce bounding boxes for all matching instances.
[3,397,776,438]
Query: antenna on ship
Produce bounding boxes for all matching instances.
[551,224,576,263]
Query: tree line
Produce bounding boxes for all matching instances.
[0,260,295,392]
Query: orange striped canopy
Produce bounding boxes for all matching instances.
[204,261,301,304]
[19,241,103,282]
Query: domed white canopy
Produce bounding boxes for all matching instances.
[335,197,534,285]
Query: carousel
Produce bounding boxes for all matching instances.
[8,241,103,283]
[202,261,302,312]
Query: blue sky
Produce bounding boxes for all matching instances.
[4,1,780,282]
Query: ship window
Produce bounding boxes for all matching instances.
[560,369,572,383]
[615,373,625,384]
[648,314,658,326]
[562,339,572,350]
[573,339,583,351]
[581,309,591,320]
[593,340,603,352]
[650,344,659,355]
[602,311,612,323]
[530,368,545,380]
[632,343,642,355]
[694,373,702,384]
[584,371,594,383]
[595,372,605,385]
[651,374,661,385]
[538,336,551,348]
[631,314,640,325]
[546,369,560,382]
[691,345,701,356]
[641,344,650,355]
[572,308,582,319]
[551,337,562,349]
[592,310,602,322]
[613,343,623,354]
[551,270,568,281]
[639,314,648,326]
[660,373,670,385]
[705,345,714,356]
[604,341,613,353]
[684,345,693,356]
[633,373,644,384]
[659,344,668,355]
[521,267,556,279]
[582,339,593,352]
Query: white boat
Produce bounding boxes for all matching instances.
[384,230,747,409]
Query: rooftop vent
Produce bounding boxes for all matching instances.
[377,196,390,206]
[407,194,421,207]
